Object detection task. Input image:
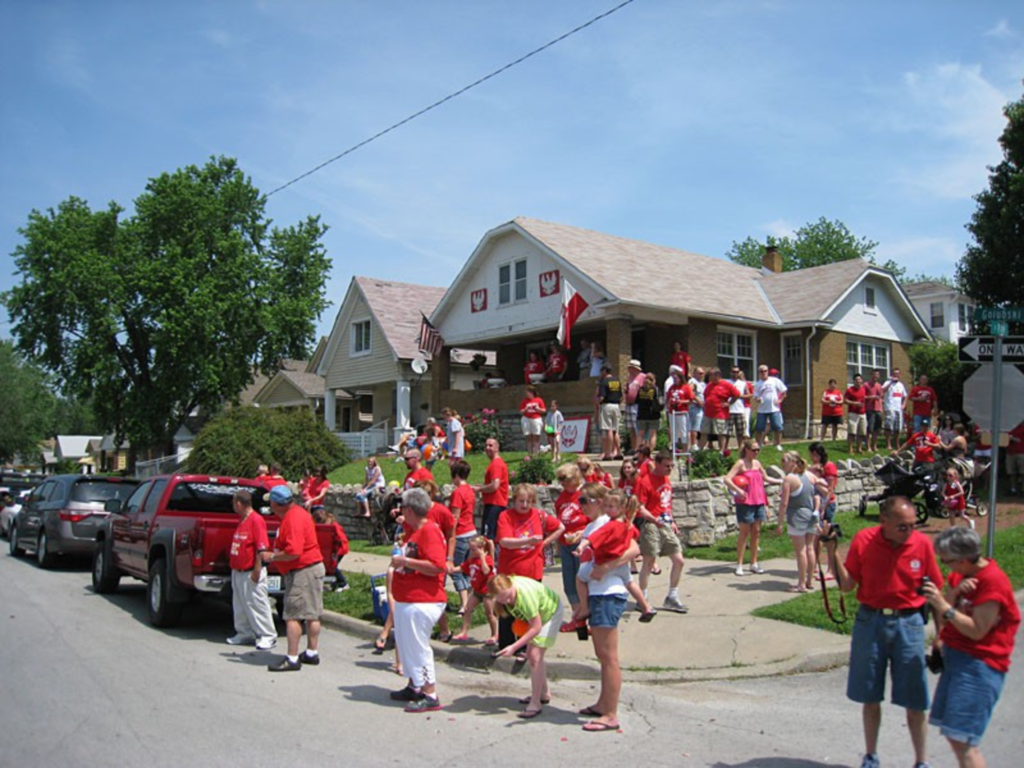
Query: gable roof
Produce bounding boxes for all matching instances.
[55,435,101,459]
[758,258,875,324]
[357,277,448,361]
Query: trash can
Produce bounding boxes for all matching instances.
[370,573,389,623]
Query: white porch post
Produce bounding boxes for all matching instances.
[394,379,412,444]
[324,388,337,431]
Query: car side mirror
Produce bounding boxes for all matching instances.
[104,498,122,514]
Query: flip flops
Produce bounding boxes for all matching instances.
[578,705,603,717]
[519,695,551,705]
[374,635,387,651]
[517,708,543,719]
[582,721,621,732]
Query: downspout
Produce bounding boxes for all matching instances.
[805,324,819,439]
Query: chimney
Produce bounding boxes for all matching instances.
[762,245,783,274]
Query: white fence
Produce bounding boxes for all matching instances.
[135,454,181,479]
[335,419,390,458]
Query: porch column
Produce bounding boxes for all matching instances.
[605,316,634,379]
[429,346,452,414]
[324,388,337,431]
[395,379,412,444]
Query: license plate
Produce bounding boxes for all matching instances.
[267,575,281,591]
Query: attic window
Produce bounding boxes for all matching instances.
[499,259,527,305]
[930,302,944,329]
[864,286,876,310]
[351,320,371,356]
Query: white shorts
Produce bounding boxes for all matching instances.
[521,417,543,436]
[393,601,446,689]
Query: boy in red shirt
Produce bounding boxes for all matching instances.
[908,374,938,434]
[845,374,868,455]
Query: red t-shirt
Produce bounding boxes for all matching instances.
[483,457,509,506]
[863,381,883,413]
[229,512,269,570]
[821,461,838,503]
[554,489,587,547]
[822,388,844,418]
[586,518,637,564]
[460,553,495,595]
[909,431,939,464]
[392,521,448,603]
[546,353,567,376]
[586,470,613,489]
[617,474,637,496]
[304,477,330,505]
[1007,423,1024,455]
[638,458,653,477]
[449,483,478,536]
[909,385,938,417]
[273,504,324,574]
[427,501,455,540]
[671,350,691,379]
[635,472,674,524]
[519,396,546,420]
[667,383,694,413]
[495,508,560,580]
[943,481,966,512]
[843,527,943,610]
[403,466,434,490]
[845,386,866,414]
[940,562,1021,673]
[331,521,349,557]
[261,476,288,491]
[524,360,545,379]
[703,380,740,420]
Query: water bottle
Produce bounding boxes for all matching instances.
[392,539,403,573]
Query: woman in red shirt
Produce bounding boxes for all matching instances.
[519,385,547,456]
[303,465,331,512]
[820,379,844,441]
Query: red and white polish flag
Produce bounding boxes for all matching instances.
[557,279,589,350]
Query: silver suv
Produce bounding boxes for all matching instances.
[9,475,138,568]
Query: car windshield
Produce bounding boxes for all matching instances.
[70,479,139,504]
[166,482,264,514]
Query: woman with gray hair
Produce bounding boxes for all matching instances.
[920,526,1020,767]
[388,487,448,713]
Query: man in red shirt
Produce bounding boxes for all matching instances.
[477,438,509,539]
[845,374,868,455]
[1005,420,1024,495]
[699,368,740,452]
[908,374,938,434]
[897,429,942,471]
[864,369,885,454]
[402,448,434,489]
[544,342,568,382]
[265,484,325,672]
[227,489,277,650]
[634,451,688,612]
[823,496,944,768]
[671,340,691,380]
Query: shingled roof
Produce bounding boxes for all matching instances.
[758,257,875,324]
[356,277,447,361]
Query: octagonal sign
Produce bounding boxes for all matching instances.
[962,365,1024,432]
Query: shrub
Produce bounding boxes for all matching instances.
[687,449,734,479]
[183,406,351,477]
[463,408,512,453]
[511,453,556,485]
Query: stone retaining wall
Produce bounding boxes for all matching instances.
[324,457,888,547]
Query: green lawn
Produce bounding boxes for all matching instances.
[329,450,565,486]
[751,522,1024,635]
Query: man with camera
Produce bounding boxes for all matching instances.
[821,496,944,768]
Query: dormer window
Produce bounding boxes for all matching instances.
[865,286,876,310]
[499,259,527,306]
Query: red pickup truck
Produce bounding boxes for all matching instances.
[92,474,338,628]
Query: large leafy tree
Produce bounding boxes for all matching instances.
[958,89,1024,316]
[727,216,905,278]
[2,156,331,456]
[0,340,56,463]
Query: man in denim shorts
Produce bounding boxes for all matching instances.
[822,496,944,768]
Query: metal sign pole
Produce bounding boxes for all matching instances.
[987,335,1003,559]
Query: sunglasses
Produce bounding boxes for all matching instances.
[748,447,760,453]
[940,557,960,566]
[893,523,913,532]
[579,497,601,505]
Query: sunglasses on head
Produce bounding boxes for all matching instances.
[579,497,600,505]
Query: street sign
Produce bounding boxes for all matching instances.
[958,336,1024,363]
[990,320,1009,337]
[974,306,1024,322]
[962,365,1024,432]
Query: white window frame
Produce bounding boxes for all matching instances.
[716,326,757,377]
[846,338,889,384]
[929,302,944,330]
[498,258,528,307]
[350,319,372,357]
[958,303,969,333]
[864,286,877,314]
[781,332,803,386]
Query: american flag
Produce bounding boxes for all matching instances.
[418,314,444,358]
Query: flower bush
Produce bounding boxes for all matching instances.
[463,408,512,453]
[687,449,734,480]
[512,453,557,485]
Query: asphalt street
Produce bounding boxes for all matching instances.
[0,550,1020,767]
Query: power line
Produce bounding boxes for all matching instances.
[266,0,636,197]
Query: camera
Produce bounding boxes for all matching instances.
[916,575,931,596]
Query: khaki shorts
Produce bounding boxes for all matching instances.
[703,417,728,437]
[1007,452,1024,476]
[282,561,325,621]
[598,403,621,432]
[521,416,543,436]
[847,413,867,437]
[640,522,682,558]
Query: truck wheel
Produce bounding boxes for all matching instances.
[92,540,121,594]
[36,532,56,569]
[9,527,25,558]
[147,558,184,628]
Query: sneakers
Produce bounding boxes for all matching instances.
[663,596,689,613]
[299,650,320,665]
[267,657,301,672]
[226,634,255,646]
[751,563,765,574]
[334,584,350,592]
[734,565,745,576]
[859,754,880,768]
[390,685,425,702]
[404,695,443,713]
[255,636,277,651]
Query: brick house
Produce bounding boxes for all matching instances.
[426,217,931,439]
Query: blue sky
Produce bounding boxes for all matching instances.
[2,1,1022,343]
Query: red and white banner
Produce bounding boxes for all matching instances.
[471,288,487,313]
[559,417,590,454]
[539,269,560,297]
[556,278,589,350]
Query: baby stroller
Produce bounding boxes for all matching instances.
[858,458,943,524]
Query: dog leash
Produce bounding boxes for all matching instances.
[817,561,848,625]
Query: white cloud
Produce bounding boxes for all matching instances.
[763,219,796,239]
[877,236,962,278]
[984,20,1015,39]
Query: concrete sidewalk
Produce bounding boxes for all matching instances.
[324,549,852,683]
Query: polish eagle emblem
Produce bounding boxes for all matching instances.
[539,270,560,297]
[471,289,487,312]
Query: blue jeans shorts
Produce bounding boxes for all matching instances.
[450,536,471,592]
[929,646,1006,746]
[560,542,580,606]
[736,503,766,525]
[821,500,837,524]
[847,606,929,710]
[588,593,628,628]
[755,411,784,433]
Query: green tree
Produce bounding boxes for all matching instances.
[0,340,56,462]
[958,88,1024,328]
[727,217,905,278]
[908,341,972,420]
[2,156,331,460]
[182,406,351,477]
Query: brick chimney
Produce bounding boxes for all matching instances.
[762,245,783,274]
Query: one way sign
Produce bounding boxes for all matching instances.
[958,336,1024,363]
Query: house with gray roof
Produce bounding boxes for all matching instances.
[903,280,976,344]
[426,217,931,439]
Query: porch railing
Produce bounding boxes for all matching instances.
[335,419,390,458]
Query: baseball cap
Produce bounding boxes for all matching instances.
[668,364,683,374]
[269,485,293,504]
[769,368,779,376]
